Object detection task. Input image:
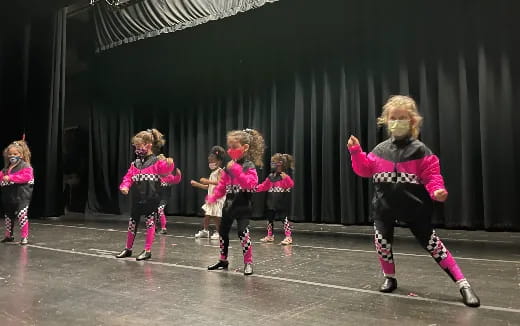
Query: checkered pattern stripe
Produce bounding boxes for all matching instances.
[239,228,252,254]
[0,180,34,187]
[226,184,254,194]
[145,213,156,229]
[372,172,420,184]
[5,216,13,236]
[268,187,291,193]
[0,181,14,187]
[17,206,29,227]
[127,219,137,234]
[131,174,160,182]
[160,182,172,187]
[374,228,394,263]
[426,231,448,260]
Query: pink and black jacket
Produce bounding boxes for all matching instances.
[206,159,258,215]
[0,162,34,207]
[120,155,174,205]
[349,137,446,220]
[256,173,294,214]
[159,170,182,205]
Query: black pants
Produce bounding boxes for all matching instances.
[218,205,252,264]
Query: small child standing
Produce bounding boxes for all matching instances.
[0,140,34,245]
[191,146,226,240]
[347,95,480,307]
[116,129,174,261]
[257,153,295,245]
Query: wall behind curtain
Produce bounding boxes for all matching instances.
[84,0,520,230]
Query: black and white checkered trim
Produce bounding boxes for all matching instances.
[0,179,34,187]
[268,187,291,193]
[226,184,254,194]
[160,182,172,187]
[239,228,252,254]
[374,228,394,263]
[373,172,420,184]
[131,174,160,182]
[426,231,448,260]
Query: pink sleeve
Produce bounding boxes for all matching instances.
[119,165,135,190]
[156,159,174,175]
[163,173,182,185]
[419,154,447,200]
[206,172,230,203]
[280,175,294,189]
[227,162,258,189]
[256,178,272,192]
[9,167,34,183]
[348,145,376,178]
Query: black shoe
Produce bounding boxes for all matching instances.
[460,287,480,307]
[159,229,167,235]
[20,238,28,245]
[379,277,397,293]
[208,260,229,270]
[115,249,132,258]
[136,250,151,261]
[244,263,253,275]
[1,237,14,243]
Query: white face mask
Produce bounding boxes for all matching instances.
[388,119,411,138]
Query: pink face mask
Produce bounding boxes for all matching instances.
[227,147,244,160]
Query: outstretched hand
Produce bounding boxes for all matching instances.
[347,135,360,149]
[120,188,129,195]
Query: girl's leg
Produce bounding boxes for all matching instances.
[408,218,480,307]
[17,206,29,244]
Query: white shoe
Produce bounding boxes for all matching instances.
[195,230,210,238]
[210,232,220,240]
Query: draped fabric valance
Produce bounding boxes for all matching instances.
[94,0,279,51]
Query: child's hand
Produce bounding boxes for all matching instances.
[226,160,234,169]
[347,135,360,149]
[200,177,209,185]
[157,154,166,160]
[175,168,181,177]
[166,157,174,165]
[280,172,288,179]
[2,175,10,182]
[120,188,129,195]
[190,180,200,188]
[434,189,448,202]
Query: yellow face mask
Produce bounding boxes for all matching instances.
[388,119,411,138]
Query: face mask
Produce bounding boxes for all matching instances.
[209,163,218,170]
[227,147,244,161]
[9,156,21,164]
[135,147,148,157]
[388,120,411,138]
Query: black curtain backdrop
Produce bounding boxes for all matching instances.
[84,0,519,230]
[0,10,66,218]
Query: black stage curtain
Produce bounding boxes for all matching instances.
[83,0,520,230]
[93,0,280,52]
[0,10,66,218]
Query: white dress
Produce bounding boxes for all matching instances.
[201,168,226,217]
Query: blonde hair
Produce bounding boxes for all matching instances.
[271,153,294,171]
[377,95,423,139]
[227,129,265,167]
[132,128,166,154]
[3,140,32,167]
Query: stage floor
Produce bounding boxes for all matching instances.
[1,214,519,326]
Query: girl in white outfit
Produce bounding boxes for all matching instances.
[191,146,226,239]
